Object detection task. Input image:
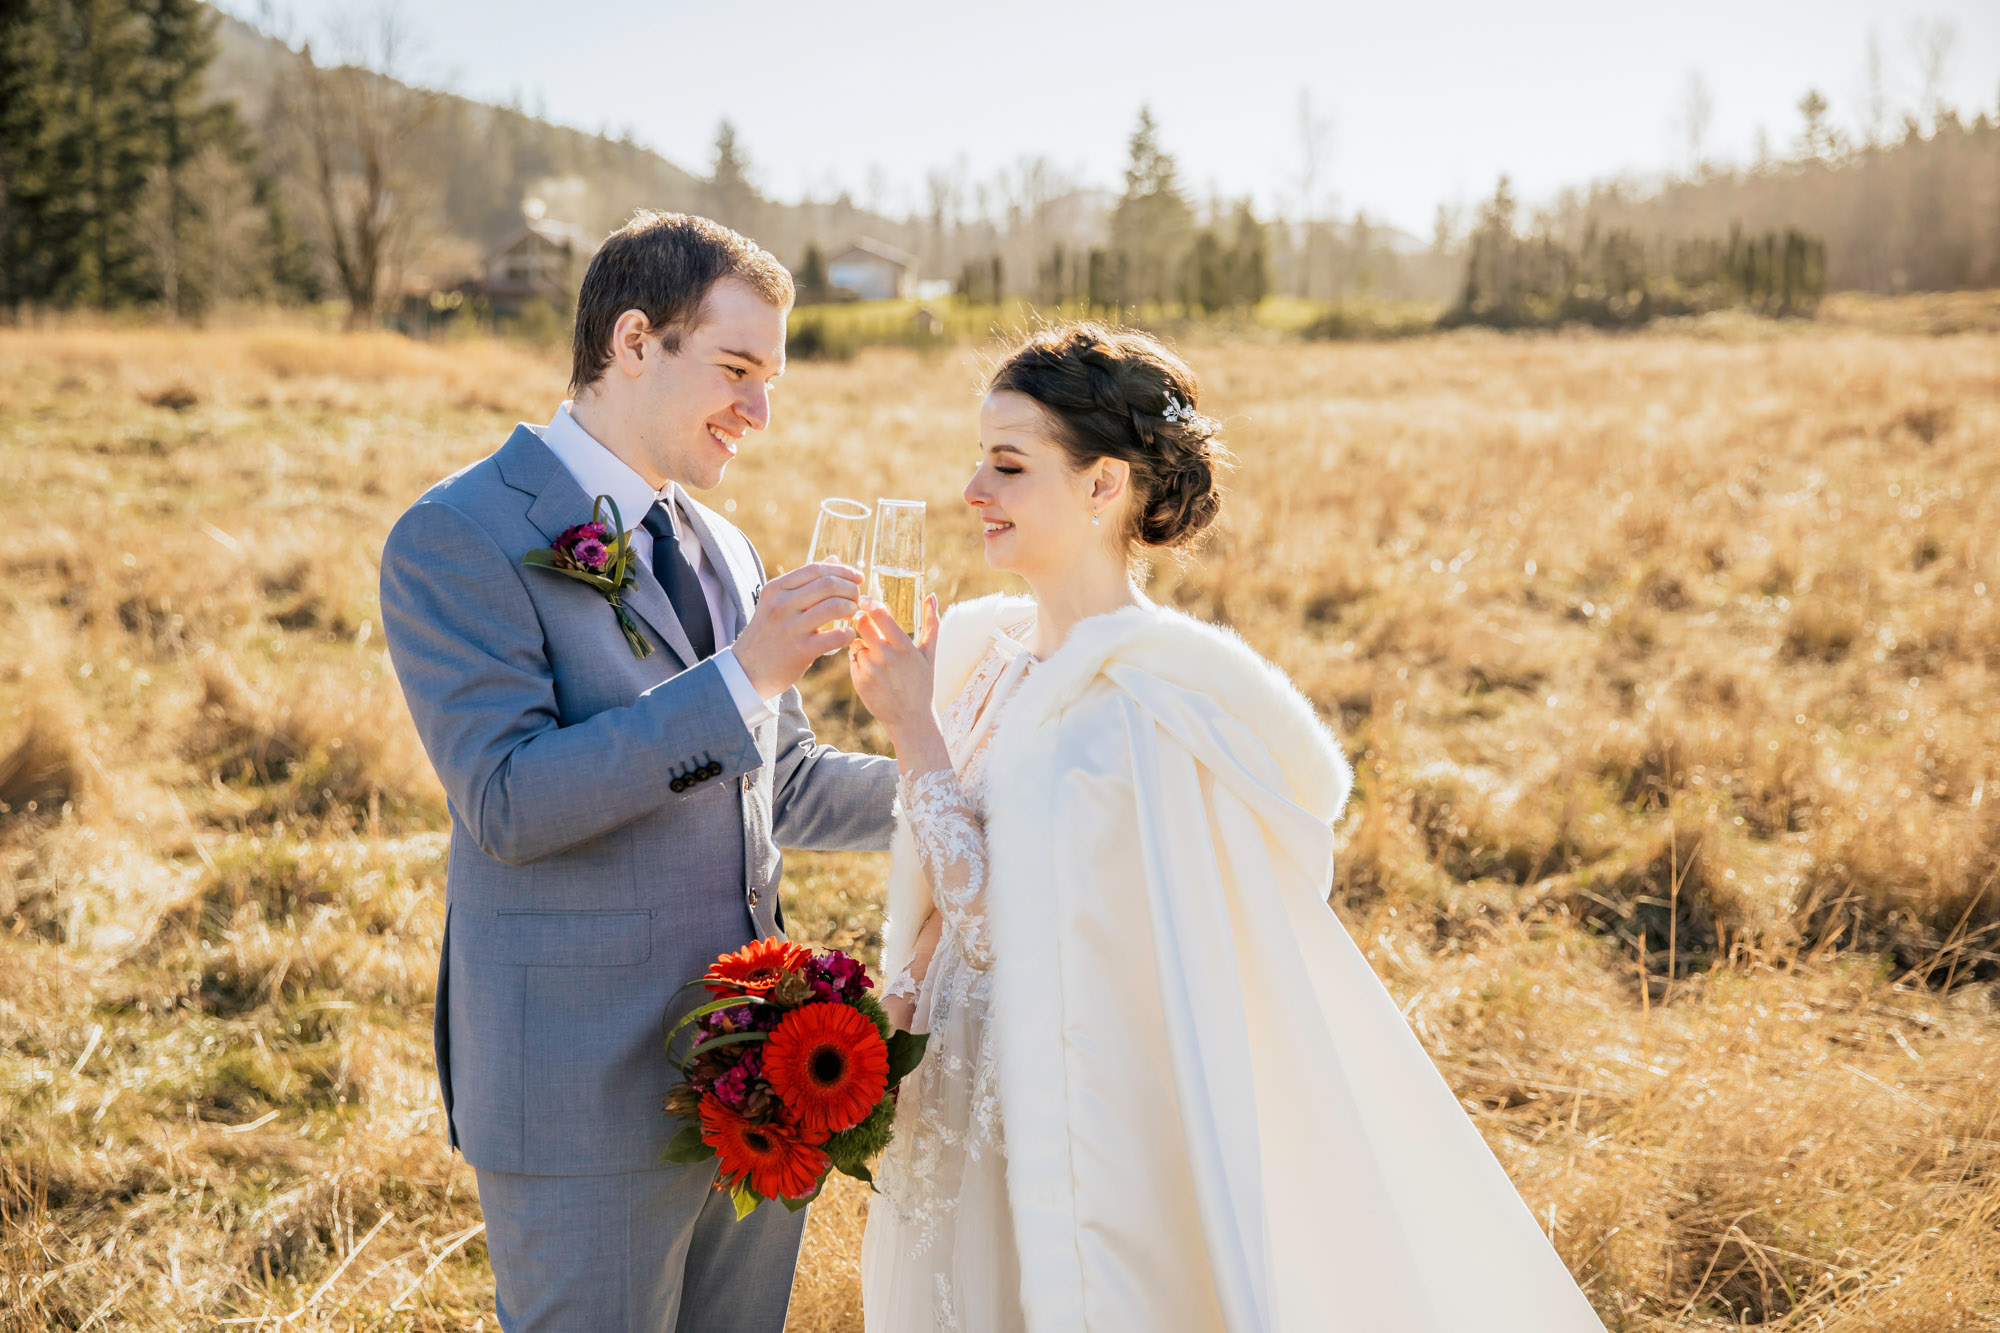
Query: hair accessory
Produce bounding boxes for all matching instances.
[1162,393,1196,425]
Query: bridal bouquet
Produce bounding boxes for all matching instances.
[662,938,927,1217]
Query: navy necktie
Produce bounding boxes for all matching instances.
[642,502,716,661]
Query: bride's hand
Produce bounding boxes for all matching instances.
[848,596,940,739]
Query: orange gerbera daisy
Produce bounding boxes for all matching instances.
[699,1100,829,1200]
[705,937,812,996]
[763,1002,890,1136]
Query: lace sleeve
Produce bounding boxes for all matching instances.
[898,768,992,969]
[883,963,921,1002]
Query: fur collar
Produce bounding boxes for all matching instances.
[935,591,1352,823]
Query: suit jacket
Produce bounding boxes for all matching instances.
[380,423,898,1175]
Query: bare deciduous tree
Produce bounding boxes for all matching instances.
[1293,88,1335,297]
[134,143,267,315]
[286,10,442,328]
[1907,17,1958,132]
[1795,89,1840,161]
[1861,31,1892,148]
[1676,71,1715,179]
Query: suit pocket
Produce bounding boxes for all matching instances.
[492,910,652,967]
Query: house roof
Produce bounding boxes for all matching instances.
[486,217,594,261]
[830,237,918,271]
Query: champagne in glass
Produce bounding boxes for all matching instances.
[869,499,926,637]
[808,497,871,649]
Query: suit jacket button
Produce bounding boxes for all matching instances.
[704,762,722,778]
[670,777,686,793]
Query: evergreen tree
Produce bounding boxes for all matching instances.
[0,0,71,304]
[1,0,255,311]
[1108,107,1193,306]
[704,119,760,236]
[1191,227,1226,313]
[1228,200,1268,307]
[134,0,249,315]
[797,241,828,300]
[1086,247,1117,311]
[0,0,160,306]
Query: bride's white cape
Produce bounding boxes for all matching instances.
[882,594,1603,1332]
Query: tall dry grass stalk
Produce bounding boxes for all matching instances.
[1,315,1996,1330]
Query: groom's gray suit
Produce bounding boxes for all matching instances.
[380,422,897,1331]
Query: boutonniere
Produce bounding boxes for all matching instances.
[521,495,653,658]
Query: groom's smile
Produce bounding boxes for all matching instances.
[707,420,744,459]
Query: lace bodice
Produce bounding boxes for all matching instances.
[882,616,1036,1013]
[861,613,1036,1333]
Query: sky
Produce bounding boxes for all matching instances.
[218,0,2000,238]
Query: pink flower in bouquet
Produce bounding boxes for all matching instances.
[809,952,872,1002]
[712,1045,764,1110]
[571,536,610,570]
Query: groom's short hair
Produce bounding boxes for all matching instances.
[569,211,793,395]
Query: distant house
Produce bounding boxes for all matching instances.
[468,218,595,318]
[828,238,918,302]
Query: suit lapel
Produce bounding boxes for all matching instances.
[509,427,698,669]
[611,542,700,669]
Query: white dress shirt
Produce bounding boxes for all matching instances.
[541,403,776,728]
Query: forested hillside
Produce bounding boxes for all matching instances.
[1545,95,2000,293]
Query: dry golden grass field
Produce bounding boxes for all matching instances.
[2,312,1997,1331]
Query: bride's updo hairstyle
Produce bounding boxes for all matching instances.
[988,322,1228,552]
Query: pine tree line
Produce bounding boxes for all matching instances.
[1552,87,2000,294]
[1445,177,1827,329]
[0,0,316,314]
[951,109,1271,315]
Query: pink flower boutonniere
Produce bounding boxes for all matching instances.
[522,495,653,658]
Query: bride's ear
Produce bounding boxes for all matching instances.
[1090,458,1130,512]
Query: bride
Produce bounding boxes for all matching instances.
[847,322,1604,1332]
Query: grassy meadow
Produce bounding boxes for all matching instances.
[2,312,1997,1330]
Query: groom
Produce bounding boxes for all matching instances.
[380,211,899,1331]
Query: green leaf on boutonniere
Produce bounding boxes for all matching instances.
[731,1182,761,1220]
[520,493,654,657]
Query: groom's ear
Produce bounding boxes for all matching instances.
[605,309,660,381]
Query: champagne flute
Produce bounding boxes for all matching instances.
[869,499,926,638]
[808,497,872,651]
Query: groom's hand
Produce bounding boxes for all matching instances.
[732,562,863,700]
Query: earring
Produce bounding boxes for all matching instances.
[1090,508,1101,527]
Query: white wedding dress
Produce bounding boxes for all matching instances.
[859,607,1037,1333]
[860,595,1605,1333]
